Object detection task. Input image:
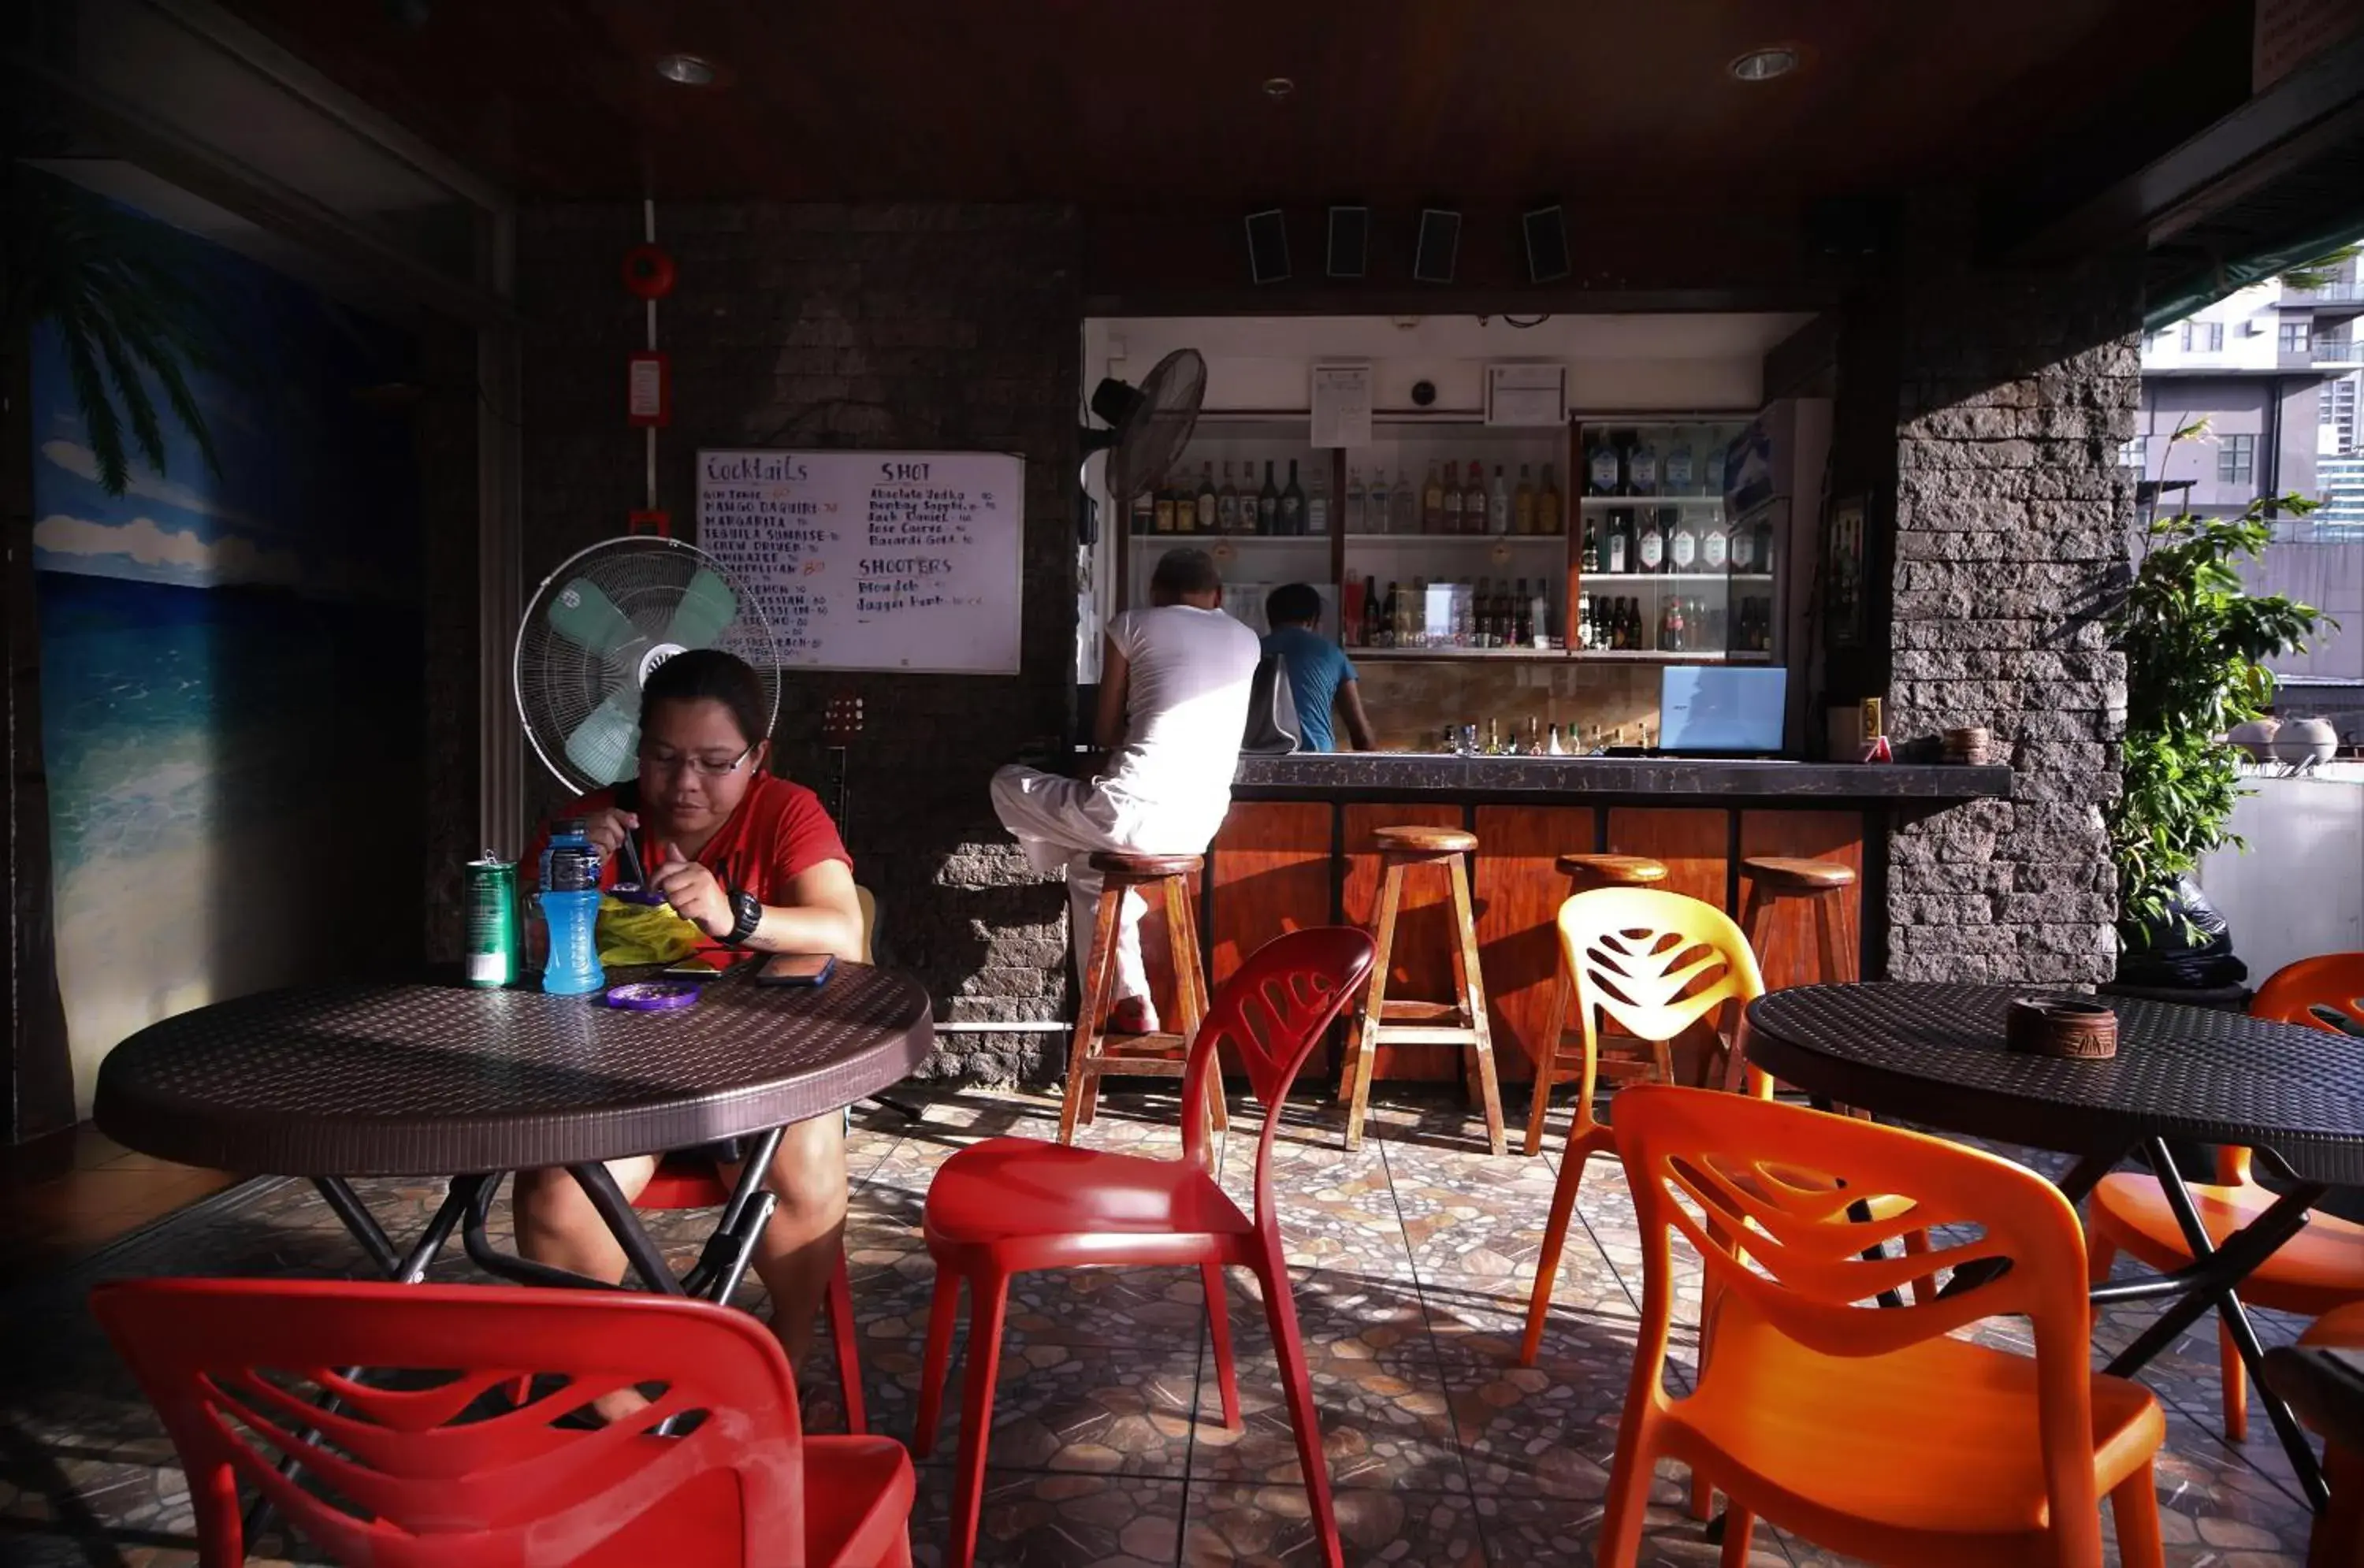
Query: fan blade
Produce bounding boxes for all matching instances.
[666,567,738,649]
[563,692,640,786]
[548,578,646,663]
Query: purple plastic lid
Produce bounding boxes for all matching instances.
[604,981,702,1012]
[608,882,669,907]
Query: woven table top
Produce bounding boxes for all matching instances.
[1745,983,2364,1184]
[95,964,934,1177]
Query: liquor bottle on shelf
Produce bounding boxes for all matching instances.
[1306,466,1329,534]
[1131,485,1154,536]
[1636,508,1665,574]
[1701,438,1725,499]
[1489,463,1511,535]
[1280,459,1305,534]
[1363,574,1385,646]
[1576,596,1593,650]
[1627,433,1660,497]
[1750,514,1775,574]
[1391,470,1414,534]
[1365,469,1388,535]
[1606,508,1631,574]
[1665,596,1686,652]
[1217,463,1240,534]
[1664,435,1694,495]
[1257,461,1280,536]
[1701,512,1729,570]
[1422,461,1444,533]
[1154,477,1177,534]
[1384,579,1404,648]
[1671,509,1698,573]
[1441,464,1464,534]
[1586,429,1619,497]
[1539,462,1563,534]
[1581,516,1601,572]
[1195,462,1217,533]
[1515,463,1536,534]
[1512,580,1533,646]
[1343,467,1364,533]
[1464,460,1487,535]
[1727,515,1753,572]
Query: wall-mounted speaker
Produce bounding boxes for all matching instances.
[1245,209,1290,284]
[1326,206,1370,278]
[1522,205,1571,283]
[1413,209,1461,284]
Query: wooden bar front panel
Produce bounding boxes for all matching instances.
[1604,807,1733,912]
[1738,809,1867,991]
[1206,801,1334,982]
[1474,805,1597,1084]
[1343,803,1464,1080]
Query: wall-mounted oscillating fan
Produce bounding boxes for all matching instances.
[513,535,779,793]
[1076,347,1206,545]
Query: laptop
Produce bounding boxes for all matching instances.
[1659,665,1787,756]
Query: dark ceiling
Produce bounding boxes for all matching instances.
[217,0,2239,211]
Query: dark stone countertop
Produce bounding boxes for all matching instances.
[1230,752,2013,801]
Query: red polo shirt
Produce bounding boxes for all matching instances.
[525,773,852,953]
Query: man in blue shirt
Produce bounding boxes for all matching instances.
[1262,583,1377,752]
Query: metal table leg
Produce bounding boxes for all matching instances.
[2096,1140,2329,1510]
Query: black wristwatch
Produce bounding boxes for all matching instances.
[722,887,764,947]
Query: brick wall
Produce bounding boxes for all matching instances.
[517,203,1082,1078]
[1883,254,2140,985]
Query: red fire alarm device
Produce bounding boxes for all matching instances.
[628,510,671,538]
[627,351,671,427]
[622,243,678,300]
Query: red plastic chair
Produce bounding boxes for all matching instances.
[90,1276,913,1567]
[912,926,1377,1568]
[634,1157,867,1434]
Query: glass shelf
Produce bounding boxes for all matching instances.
[1582,572,1771,585]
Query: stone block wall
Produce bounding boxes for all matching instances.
[1883,255,2140,984]
[516,203,1082,1077]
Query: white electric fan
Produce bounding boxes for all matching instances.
[513,535,779,794]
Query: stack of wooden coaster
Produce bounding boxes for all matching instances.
[1942,726,1992,765]
[2005,995,2118,1060]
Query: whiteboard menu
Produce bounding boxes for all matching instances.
[695,449,1025,674]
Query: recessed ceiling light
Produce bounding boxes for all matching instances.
[1262,76,1295,101]
[655,53,718,86]
[1729,46,1801,82]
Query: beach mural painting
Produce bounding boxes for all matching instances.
[28,199,423,1111]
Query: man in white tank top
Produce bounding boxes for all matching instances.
[991,548,1261,1031]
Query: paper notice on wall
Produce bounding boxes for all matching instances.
[1310,363,1373,448]
[2255,0,2363,92]
[1485,362,1567,427]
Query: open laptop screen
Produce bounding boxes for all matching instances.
[1660,665,1786,754]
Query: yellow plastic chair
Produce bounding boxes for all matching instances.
[2087,953,2364,1441]
[1520,887,1764,1365]
[1601,1085,2167,1568]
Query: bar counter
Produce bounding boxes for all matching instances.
[1152,753,2011,1085]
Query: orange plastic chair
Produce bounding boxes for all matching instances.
[2086,953,2364,1441]
[2279,1302,2364,1568]
[90,1275,914,1567]
[1600,1085,2167,1568]
[1520,887,1764,1366]
[912,926,1377,1568]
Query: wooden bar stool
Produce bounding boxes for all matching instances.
[1521,854,1671,1156]
[1059,853,1225,1146]
[1340,826,1507,1154]
[1727,856,1858,1092]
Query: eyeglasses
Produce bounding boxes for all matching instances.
[638,742,756,778]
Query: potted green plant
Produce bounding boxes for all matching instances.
[2108,474,2331,961]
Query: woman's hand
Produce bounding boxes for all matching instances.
[581,808,639,862]
[652,842,735,940]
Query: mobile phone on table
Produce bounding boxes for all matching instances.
[662,956,727,982]
[756,953,836,987]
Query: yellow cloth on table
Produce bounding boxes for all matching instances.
[597,896,705,966]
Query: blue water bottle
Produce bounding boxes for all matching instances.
[538,819,605,996]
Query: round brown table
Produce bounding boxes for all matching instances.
[1744,981,2364,1509]
[95,962,934,1299]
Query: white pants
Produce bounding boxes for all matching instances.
[989,764,1221,1005]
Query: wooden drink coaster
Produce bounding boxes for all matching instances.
[2006,995,2119,1059]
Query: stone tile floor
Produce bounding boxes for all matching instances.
[0,1084,2326,1566]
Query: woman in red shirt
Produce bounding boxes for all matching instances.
[517,650,864,1403]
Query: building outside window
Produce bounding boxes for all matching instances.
[2280,320,2313,353]
[2218,433,2256,487]
[2182,320,2225,351]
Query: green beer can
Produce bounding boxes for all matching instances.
[463,856,521,988]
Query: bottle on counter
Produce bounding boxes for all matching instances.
[1486,718,1503,756]
[1306,466,1329,534]
[1489,463,1511,534]
[1526,716,1544,756]
[1422,461,1444,533]
[1280,459,1305,534]
[1547,722,1567,756]
[1343,467,1364,533]
[1257,461,1279,535]
[1195,461,1217,533]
